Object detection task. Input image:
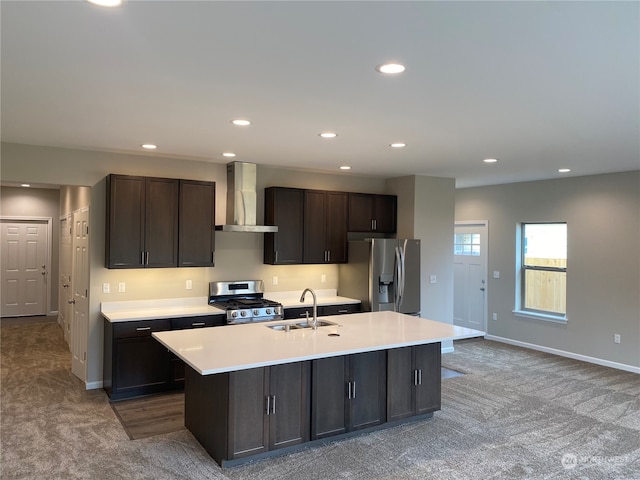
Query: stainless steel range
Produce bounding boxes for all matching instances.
[208,280,283,324]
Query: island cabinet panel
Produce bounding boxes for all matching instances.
[185,362,310,464]
[106,175,179,268]
[303,190,348,264]
[178,180,216,267]
[311,351,386,440]
[387,343,441,422]
[264,187,304,264]
[347,193,397,233]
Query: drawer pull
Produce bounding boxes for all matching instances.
[192,322,206,327]
[135,326,151,331]
[338,309,348,313]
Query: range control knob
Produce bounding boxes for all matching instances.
[240,310,247,317]
[266,308,272,315]
[253,309,260,315]
[231,311,238,318]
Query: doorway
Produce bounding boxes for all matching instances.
[453,221,488,332]
[0,218,51,317]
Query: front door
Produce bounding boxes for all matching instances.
[0,219,49,317]
[453,222,487,331]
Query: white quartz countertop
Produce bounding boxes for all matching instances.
[153,311,485,375]
[101,290,361,322]
[101,297,225,322]
[266,289,360,308]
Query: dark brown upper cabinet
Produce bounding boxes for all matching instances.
[178,180,216,267]
[106,175,179,268]
[264,187,304,265]
[347,193,397,233]
[303,190,348,264]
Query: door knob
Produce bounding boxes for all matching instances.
[68,299,76,304]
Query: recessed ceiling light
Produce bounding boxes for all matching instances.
[232,119,251,126]
[376,63,406,74]
[222,152,236,158]
[339,166,351,170]
[483,158,498,163]
[86,0,123,6]
[21,184,30,188]
[390,143,406,148]
[319,132,338,138]
[558,168,572,173]
[141,144,157,150]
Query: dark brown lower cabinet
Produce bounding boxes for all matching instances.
[185,362,310,464]
[104,319,172,401]
[104,315,226,400]
[387,343,441,422]
[311,351,386,440]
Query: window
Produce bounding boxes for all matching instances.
[516,223,567,321]
[454,233,480,256]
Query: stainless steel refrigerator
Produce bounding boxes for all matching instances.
[338,239,421,315]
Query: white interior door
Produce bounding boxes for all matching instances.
[71,208,90,382]
[454,222,487,331]
[59,215,73,344]
[1,219,49,317]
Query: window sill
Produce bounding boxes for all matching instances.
[512,310,568,324]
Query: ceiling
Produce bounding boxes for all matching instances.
[2,1,638,188]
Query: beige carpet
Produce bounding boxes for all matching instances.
[1,319,639,479]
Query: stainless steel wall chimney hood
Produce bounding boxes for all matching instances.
[215,162,278,232]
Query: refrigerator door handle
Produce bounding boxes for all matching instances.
[395,246,405,311]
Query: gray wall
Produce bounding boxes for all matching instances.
[0,186,60,314]
[456,171,640,369]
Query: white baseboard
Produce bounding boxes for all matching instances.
[85,381,103,390]
[485,335,640,374]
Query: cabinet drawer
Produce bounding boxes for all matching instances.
[321,303,361,316]
[170,315,226,330]
[113,319,171,339]
[284,306,315,320]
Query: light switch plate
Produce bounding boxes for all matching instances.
[429,275,437,284]
[118,282,125,293]
[186,279,192,290]
[103,283,110,294]
[493,271,500,279]
[272,276,278,286]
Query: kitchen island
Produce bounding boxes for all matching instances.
[153,311,484,467]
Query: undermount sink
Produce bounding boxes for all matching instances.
[267,320,338,331]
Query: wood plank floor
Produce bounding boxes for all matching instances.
[111,392,186,440]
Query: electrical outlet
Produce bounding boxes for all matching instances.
[614,334,621,344]
[321,274,327,283]
[430,275,437,284]
[186,279,192,290]
[118,282,125,293]
[492,313,498,321]
[272,276,278,286]
[102,283,110,294]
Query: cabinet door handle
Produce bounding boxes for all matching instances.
[191,322,205,327]
[265,395,271,415]
[414,369,419,386]
[418,369,423,386]
[327,250,331,262]
[347,381,352,399]
[136,326,151,331]
[145,251,149,265]
[352,381,356,399]
[140,251,145,265]
[275,251,278,263]
[271,395,276,415]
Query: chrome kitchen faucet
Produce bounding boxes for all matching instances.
[300,288,318,330]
